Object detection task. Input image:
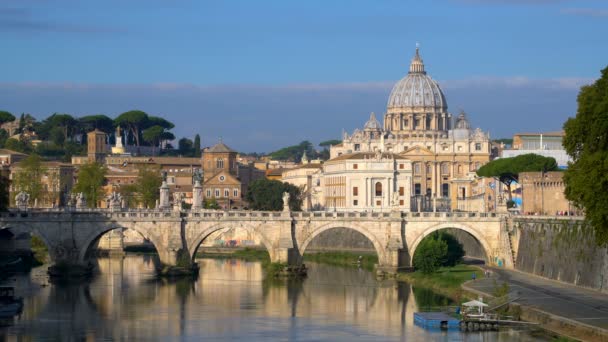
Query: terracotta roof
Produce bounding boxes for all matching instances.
[327,152,409,162]
[206,142,236,153]
[266,168,285,176]
[0,149,27,156]
[291,163,323,170]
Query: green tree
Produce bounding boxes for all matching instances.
[13,154,46,205]
[135,166,162,208]
[148,116,175,130]
[0,129,9,148]
[114,110,150,147]
[73,162,107,208]
[204,198,221,209]
[563,66,608,244]
[178,137,194,156]
[0,111,15,125]
[437,232,465,267]
[245,179,302,211]
[142,125,165,148]
[193,134,201,157]
[0,175,9,211]
[319,139,341,148]
[41,113,78,143]
[476,153,558,200]
[269,140,315,162]
[4,138,31,153]
[118,184,139,208]
[413,234,448,274]
[79,115,114,134]
[17,113,25,134]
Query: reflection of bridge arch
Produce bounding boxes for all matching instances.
[77,224,162,263]
[298,222,386,263]
[1,225,54,258]
[188,222,274,261]
[407,222,492,262]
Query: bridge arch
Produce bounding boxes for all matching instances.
[187,222,275,262]
[407,222,492,264]
[298,222,387,263]
[77,224,162,263]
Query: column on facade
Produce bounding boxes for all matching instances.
[386,177,392,207]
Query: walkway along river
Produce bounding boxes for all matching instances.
[1,254,554,341]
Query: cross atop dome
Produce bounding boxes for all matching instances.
[409,44,426,74]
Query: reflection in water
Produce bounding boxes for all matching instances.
[0,255,548,341]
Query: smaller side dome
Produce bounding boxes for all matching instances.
[455,111,470,130]
[364,112,382,131]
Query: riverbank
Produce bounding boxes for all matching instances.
[465,268,608,342]
[303,251,377,271]
[397,264,484,301]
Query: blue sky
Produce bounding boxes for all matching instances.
[0,0,606,152]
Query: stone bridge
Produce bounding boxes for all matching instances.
[0,209,511,274]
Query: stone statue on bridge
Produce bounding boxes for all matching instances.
[173,192,183,211]
[15,191,29,210]
[107,192,123,211]
[282,192,290,212]
[391,191,400,210]
[75,192,86,209]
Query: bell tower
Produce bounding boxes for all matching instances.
[87,129,107,163]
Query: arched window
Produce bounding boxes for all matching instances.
[217,158,224,169]
[426,164,432,174]
[441,163,450,175]
[375,182,382,197]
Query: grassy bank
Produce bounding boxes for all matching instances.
[303,251,378,271]
[397,264,484,301]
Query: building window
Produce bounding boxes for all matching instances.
[217,158,224,169]
[457,165,463,175]
[414,183,421,195]
[376,200,381,205]
[353,200,358,206]
[404,119,409,128]
[457,146,463,152]
[442,183,449,197]
[354,144,360,151]
[399,199,404,205]
[215,189,220,197]
[475,143,482,151]
[375,182,382,197]
[399,186,404,196]
[426,164,432,174]
[353,164,358,170]
[399,164,404,169]
[414,163,421,175]
[353,187,358,196]
[414,118,420,128]
[475,162,481,170]
[233,189,238,197]
[426,116,432,129]
[224,189,229,197]
[206,189,211,197]
[441,163,449,175]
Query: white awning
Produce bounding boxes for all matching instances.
[462,300,488,307]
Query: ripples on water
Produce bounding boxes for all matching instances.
[0,254,549,341]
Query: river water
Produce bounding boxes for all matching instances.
[1,254,549,341]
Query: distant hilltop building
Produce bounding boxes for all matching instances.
[285,47,492,211]
[503,131,571,168]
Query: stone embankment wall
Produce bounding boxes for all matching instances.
[443,228,487,260]
[513,218,608,293]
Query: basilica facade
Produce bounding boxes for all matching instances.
[285,47,492,212]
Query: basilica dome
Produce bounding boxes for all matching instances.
[386,48,447,111]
